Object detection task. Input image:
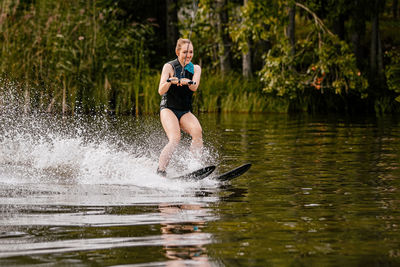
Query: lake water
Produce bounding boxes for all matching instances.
[0,111,399,266]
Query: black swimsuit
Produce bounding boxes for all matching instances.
[160,59,194,121]
[161,108,189,120]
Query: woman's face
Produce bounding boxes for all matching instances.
[176,43,194,65]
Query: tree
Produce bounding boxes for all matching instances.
[242,0,252,78]
[258,1,367,103]
[348,0,368,70]
[370,0,385,90]
[287,2,296,56]
[166,0,179,59]
[216,0,232,75]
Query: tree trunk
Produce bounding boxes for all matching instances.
[216,0,232,75]
[242,40,252,78]
[350,1,366,70]
[377,25,384,76]
[394,0,398,18]
[351,31,362,67]
[166,0,179,59]
[242,0,252,78]
[370,1,378,75]
[287,3,296,56]
[333,14,346,40]
[370,0,384,86]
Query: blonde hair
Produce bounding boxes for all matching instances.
[175,38,192,53]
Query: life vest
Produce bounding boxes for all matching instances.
[160,59,194,111]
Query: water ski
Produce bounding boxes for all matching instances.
[170,165,216,181]
[213,163,252,181]
[170,163,251,182]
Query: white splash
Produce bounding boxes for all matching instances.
[0,87,218,191]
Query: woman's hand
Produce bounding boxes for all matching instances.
[178,78,191,86]
[168,77,180,84]
[167,77,192,86]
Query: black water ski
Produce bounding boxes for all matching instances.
[170,165,216,181]
[214,163,252,181]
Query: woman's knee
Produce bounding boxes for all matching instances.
[168,134,181,146]
[191,128,202,140]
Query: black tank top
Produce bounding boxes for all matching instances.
[160,59,194,111]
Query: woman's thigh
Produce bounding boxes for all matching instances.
[179,112,202,137]
[160,109,181,141]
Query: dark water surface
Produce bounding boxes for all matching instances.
[1,112,399,266]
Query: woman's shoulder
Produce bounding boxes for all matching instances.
[194,64,201,72]
[162,62,174,71]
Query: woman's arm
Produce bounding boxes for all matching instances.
[187,64,201,92]
[158,64,175,95]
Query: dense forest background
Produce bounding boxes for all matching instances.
[0,0,399,115]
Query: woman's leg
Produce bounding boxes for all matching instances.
[158,109,181,172]
[180,112,203,157]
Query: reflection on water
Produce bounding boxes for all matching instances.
[1,110,400,266]
[159,204,211,266]
[0,183,218,265]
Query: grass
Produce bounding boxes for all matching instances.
[196,71,288,113]
[0,0,155,115]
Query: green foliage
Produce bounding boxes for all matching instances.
[1,0,399,115]
[258,2,368,103]
[385,47,400,100]
[194,0,392,113]
[0,0,155,114]
[229,1,282,54]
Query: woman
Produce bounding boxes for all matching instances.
[157,38,202,176]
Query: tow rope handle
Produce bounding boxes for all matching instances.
[167,78,196,85]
